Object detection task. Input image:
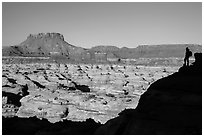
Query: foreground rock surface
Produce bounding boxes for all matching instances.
[2,116,101,135]
[94,54,202,135]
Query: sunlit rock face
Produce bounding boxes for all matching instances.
[2,63,178,124]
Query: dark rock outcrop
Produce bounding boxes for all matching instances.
[2,116,101,135]
[94,53,202,135]
[2,92,22,107]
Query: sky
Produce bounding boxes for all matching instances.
[2,2,202,48]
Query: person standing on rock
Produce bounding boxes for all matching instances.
[184,47,192,66]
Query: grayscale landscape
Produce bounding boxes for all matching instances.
[2,2,202,135]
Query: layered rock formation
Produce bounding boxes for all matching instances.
[2,33,202,65]
[2,33,90,61]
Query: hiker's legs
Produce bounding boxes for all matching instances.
[187,58,189,66]
[184,58,187,66]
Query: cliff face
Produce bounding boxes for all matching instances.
[94,53,202,135]
[2,33,90,61]
[19,33,70,57]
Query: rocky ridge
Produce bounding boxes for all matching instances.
[94,53,202,135]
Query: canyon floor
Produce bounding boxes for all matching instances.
[2,63,179,125]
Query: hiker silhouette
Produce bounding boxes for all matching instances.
[184,47,192,66]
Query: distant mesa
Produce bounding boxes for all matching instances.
[2,32,202,63]
[3,33,89,61]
